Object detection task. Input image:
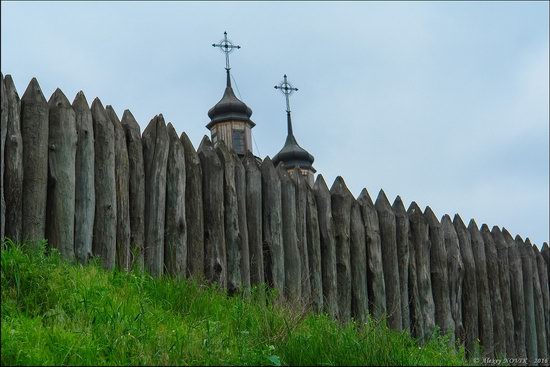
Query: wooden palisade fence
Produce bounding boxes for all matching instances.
[1,76,549,364]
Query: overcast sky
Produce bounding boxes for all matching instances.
[2,1,548,246]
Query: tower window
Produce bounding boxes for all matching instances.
[232,129,245,155]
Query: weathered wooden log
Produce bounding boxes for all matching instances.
[468,219,494,358]
[142,114,169,277]
[350,198,368,324]
[243,153,263,286]
[46,89,77,260]
[503,228,527,359]
[480,224,505,357]
[408,202,434,341]
[199,136,226,287]
[180,132,203,278]
[106,106,130,271]
[278,165,301,302]
[306,183,323,313]
[1,75,7,241]
[261,157,283,294]
[4,75,23,242]
[233,151,250,294]
[216,142,241,294]
[90,98,116,269]
[542,243,549,300]
[330,176,352,322]
[453,214,479,358]
[164,123,187,278]
[314,175,338,318]
[291,169,311,302]
[376,191,402,331]
[408,221,424,340]
[521,237,538,363]
[425,207,453,341]
[20,78,49,244]
[532,245,547,361]
[393,196,410,332]
[358,189,386,320]
[121,110,145,270]
[442,215,464,344]
[534,246,550,359]
[72,92,95,264]
[491,226,516,358]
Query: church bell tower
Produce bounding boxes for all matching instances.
[207,31,255,156]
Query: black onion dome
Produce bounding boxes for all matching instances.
[272,132,316,173]
[207,71,254,129]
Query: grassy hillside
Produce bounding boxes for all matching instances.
[1,241,466,366]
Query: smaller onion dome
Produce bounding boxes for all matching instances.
[272,113,316,173]
[207,70,254,129]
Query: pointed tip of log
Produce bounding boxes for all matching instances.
[375,189,392,211]
[392,195,406,213]
[262,155,272,164]
[480,223,490,233]
[261,156,275,173]
[407,201,422,216]
[452,213,466,229]
[468,218,478,230]
[21,77,47,103]
[4,74,18,96]
[72,91,90,109]
[166,122,179,140]
[514,234,524,243]
[533,245,540,254]
[501,227,514,243]
[156,113,166,127]
[542,242,549,251]
[121,109,140,130]
[48,88,71,107]
[105,105,122,125]
[524,237,532,246]
[441,214,453,227]
[313,174,329,193]
[179,131,197,154]
[358,188,374,206]
[330,176,351,197]
[198,135,213,151]
[423,206,439,225]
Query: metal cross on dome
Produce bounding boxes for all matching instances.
[212,31,241,70]
[274,74,299,113]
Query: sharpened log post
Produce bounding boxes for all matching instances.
[0,75,6,241]
[442,215,464,345]
[330,176,352,323]
[531,244,547,362]
[453,215,479,358]
[142,114,169,277]
[243,153,263,286]
[350,197,368,324]
[216,142,241,295]
[199,136,226,288]
[164,123,187,278]
[359,189,386,321]
[469,220,494,358]
[376,190,401,331]
[73,92,95,264]
[291,169,311,304]
[121,110,145,271]
[481,224,506,357]
[314,175,338,318]
[534,246,549,360]
[181,132,204,279]
[425,207,453,341]
[261,157,284,295]
[393,196,410,332]
[233,151,251,295]
[106,106,131,271]
[21,78,49,245]
[46,88,77,261]
[520,237,538,363]
[4,75,23,243]
[407,202,434,343]
[90,98,116,269]
[492,226,516,358]
[306,184,323,313]
[278,165,301,302]
[503,228,527,360]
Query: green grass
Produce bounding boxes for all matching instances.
[1,240,467,366]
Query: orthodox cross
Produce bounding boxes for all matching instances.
[274,74,298,113]
[212,31,241,70]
